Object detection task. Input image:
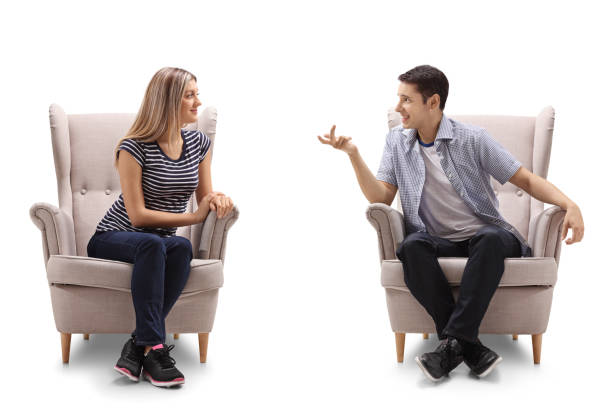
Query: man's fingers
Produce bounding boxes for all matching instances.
[567,228,575,244]
[318,135,331,145]
[573,226,584,243]
[561,220,569,240]
[329,125,336,143]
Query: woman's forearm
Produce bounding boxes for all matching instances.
[131,207,208,228]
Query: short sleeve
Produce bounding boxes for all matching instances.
[117,138,145,167]
[476,129,521,185]
[375,131,398,186]
[199,131,211,163]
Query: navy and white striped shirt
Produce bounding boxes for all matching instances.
[96,129,211,237]
[376,114,531,257]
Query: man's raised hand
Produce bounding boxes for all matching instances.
[318,125,357,155]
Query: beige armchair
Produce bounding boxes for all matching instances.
[30,104,239,364]
[366,107,563,364]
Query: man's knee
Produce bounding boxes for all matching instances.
[396,232,434,260]
[470,225,505,250]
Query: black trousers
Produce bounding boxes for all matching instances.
[395,224,522,344]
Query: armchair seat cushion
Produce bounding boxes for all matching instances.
[381,257,557,289]
[47,255,223,293]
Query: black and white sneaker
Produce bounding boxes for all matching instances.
[415,337,464,382]
[462,339,502,378]
[114,335,145,382]
[142,345,185,387]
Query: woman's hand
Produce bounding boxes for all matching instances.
[194,192,220,223]
[209,192,234,218]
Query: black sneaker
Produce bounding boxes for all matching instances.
[415,337,464,382]
[462,339,502,378]
[114,335,145,382]
[142,345,185,387]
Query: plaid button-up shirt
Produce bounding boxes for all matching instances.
[376,114,531,257]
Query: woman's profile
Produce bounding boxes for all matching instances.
[87,67,233,387]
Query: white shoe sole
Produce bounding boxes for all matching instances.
[414,356,444,382]
[114,365,140,382]
[143,370,185,387]
[475,356,503,378]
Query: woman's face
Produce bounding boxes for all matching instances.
[180,79,202,124]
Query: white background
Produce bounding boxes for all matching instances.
[1,0,610,406]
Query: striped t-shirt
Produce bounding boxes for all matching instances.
[95,129,211,237]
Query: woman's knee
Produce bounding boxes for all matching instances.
[136,234,165,255]
[170,236,193,257]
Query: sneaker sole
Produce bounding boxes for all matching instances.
[414,356,444,382]
[143,370,185,387]
[114,365,140,382]
[475,356,503,378]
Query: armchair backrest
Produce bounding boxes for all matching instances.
[387,106,555,241]
[48,104,218,256]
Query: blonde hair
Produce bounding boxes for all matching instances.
[114,67,197,166]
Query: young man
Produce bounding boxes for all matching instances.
[318,65,584,382]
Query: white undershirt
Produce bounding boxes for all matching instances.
[418,142,488,241]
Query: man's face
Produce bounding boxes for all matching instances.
[395,82,429,129]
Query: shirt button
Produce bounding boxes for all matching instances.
[80,189,87,195]
[516,190,524,197]
[494,190,499,196]
[105,189,111,195]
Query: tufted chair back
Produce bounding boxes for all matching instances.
[387,106,555,241]
[48,104,218,257]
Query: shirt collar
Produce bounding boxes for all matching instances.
[401,114,454,144]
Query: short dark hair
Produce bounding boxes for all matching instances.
[398,65,449,111]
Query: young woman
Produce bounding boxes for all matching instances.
[87,67,233,387]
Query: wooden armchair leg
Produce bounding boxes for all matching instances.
[174,333,180,340]
[423,333,429,340]
[395,332,405,363]
[61,333,72,364]
[83,334,90,340]
[198,333,209,363]
[512,334,518,341]
[532,334,543,364]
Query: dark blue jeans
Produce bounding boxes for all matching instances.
[87,230,192,346]
[395,224,522,344]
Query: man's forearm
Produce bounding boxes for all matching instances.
[528,174,577,210]
[347,148,393,205]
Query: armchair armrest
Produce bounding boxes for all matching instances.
[193,206,240,262]
[29,202,76,264]
[528,205,566,264]
[365,203,405,263]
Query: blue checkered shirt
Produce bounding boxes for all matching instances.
[376,114,531,257]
